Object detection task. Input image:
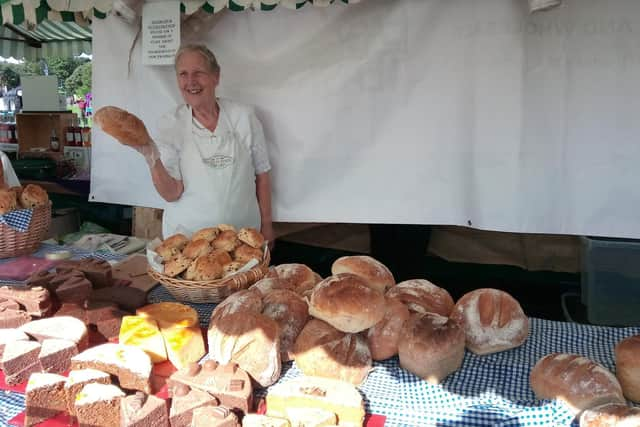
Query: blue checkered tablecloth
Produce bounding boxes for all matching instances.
[1,244,639,427]
[0,209,33,232]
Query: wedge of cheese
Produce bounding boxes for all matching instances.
[136,302,198,329]
[159,325,205,370]
[118,316,167,363]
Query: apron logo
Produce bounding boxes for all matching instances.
[205,154,234,169]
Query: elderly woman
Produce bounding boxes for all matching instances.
[133,44,273,244]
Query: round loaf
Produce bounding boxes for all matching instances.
[209,249,232,266]
[308,273,386,333]
[293,318,372,385]
[237,227,265,249]
[530,353,625,415]
[217,224,236,232]
[366,298,411,361]
[614,334,640,402]
[398,313,465,384]
[331,255,395,293]
[450,288,529,355]
[191,227,220,242]
[579,403,640,427]
[210,288,263,320]
[273,264,317,295]
[182,239,212,259]
[250,277,296,297]
[262,289,309,361]
[0,189,17,214]
[213,230,240,252]
[20,184,49,209]
[385,279,454,316]
[156,245,180,262]
[190,253,223,280]
[233,244,263,264]
[163,253,191,277]
[162,234,189,250]
[94,106,151,146]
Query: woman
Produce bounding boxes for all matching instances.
[133,45,273,245]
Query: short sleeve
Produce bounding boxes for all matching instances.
[246,109,271,175]
[153,105,187,180]
[0,152,20,187]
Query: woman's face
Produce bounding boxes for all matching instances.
[176,51,219,110]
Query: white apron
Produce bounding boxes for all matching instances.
[162,103,260,238]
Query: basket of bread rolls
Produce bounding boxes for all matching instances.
[147,224,270,303]
[0,184,51,258]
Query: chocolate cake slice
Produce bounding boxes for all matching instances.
[55,276,92,305]
[169,385,218,427]
[59,258,113,289]
[0,328,29,358]
[26,270,57,290]
[0,285,51,317]
[74,383,125,427]
[1,340,42,385]
[120,392,169,427]
[39,338,78,374]
[91,286,148,312]
[49,269,86,292]
[65,368,112,416]
[24,372,68,427]
[20,316,89,351]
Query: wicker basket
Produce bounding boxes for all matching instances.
[147,248,271,303]
[0,203,52,259]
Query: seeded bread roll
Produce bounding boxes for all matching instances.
[450,288,529,355]
[163,253,191,277]
[212,230,240,252]
[94,106,151,146]
[614,334,640,403]
[209,249,232,266]
[233,244,263,264]
[385,279,454,316]
[182,239,212,259]
[157,234,189,261]
[273,264,317,296]
[237,227,265,249]
[530,353,625,415]
[579,403,640,427]
[293,319,372,385]
[308,273,386,333]
[262,289,309,361]
[190,254,222,281]
[0,189,17,214]
[191,227,219,242]
[19,184,49,209]
[398,312,465,384]
[331,255,395,293]
[367,298,411,361]
[9,186,23,205]
[222,261,244,277]
[217,224,236,232]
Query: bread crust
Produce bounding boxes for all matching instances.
[191,227,220,242]
[331,255,395,293]
[237,227,265,249]
[367,298,411,361]
[94,106,151,146]
[262,289,309,361]
[233,244,263,264]
[614,334,640,403]
[579,403,640,427]
[213,230,240,252]
[0,189,17,214]
[182,239,212,259]
[385,279,454,316]
[273,264,317,296]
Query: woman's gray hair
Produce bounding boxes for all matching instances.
[175,44,220,73]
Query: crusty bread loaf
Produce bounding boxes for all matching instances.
[331,255,395,293]
[308,273,386,333]
[614,334,640,403]
[398,312,465,384]
[209,288,263,321]
[262,289,309,361]
[233,244,263,264]
[237,227,265,249]
[273,264,317,295]
[0,189,17,214]
[94,106,151,146]
[19,184,49,209]
[385,279,454,316]
[293,319,372,385]
[207,310,281,387]
[530,353,625,415]
[249,277,296,297]
[367,298,411,361]
[450,288,529,355]
[182,239,212,259]
[579,403,640,427]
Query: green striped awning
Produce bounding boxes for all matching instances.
[0,20,91,60]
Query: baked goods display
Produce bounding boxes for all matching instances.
[579,402,640,427]
[366,297,410,361]
[121,392,170,427]
[24,372,68,427]
[385,279,454,316]
[94,106,152,147]
[74,382,126,427]
[614,334,640,403]
[0,184,49,214]
[331,255,396,293]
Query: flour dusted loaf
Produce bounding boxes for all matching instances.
[385,279,454,316]
[450,288,529,355]
[367,297,411,360]
[308,273,385,333]
[579,403,640,427]
[331,255,395,293]
[272,263,318,296]
[614,334,640,403]
[94,106,152,146]
[261,289,309,361]
[530,353,625,414]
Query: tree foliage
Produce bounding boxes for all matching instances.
[0,56,91,96]
[64,61,91,97]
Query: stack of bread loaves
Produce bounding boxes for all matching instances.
[0,184,49,215]
[156,225,265,280]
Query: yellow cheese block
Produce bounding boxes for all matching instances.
[159,325,205,370]
[136,302,199,329]
[118,315,167,363]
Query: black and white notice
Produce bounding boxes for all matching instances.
[142,1,180,66]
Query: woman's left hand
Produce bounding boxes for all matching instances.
[261,221,275,251]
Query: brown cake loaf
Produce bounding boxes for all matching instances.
[74,383,125,427]
[331,255,395,293]
[308,273,385,333]
[94,106,152,146]
[293,318,372,385]
[450,288,529,355]
[0,328,29,359]
[19,184,49,209]
[262,289,309,361]
[38,338,78,374]
[273,263,317,295]
[0,285,51,317]
[192,405,238,427]
[398,313,465,384]
[58,258,113,289]
[614,335,640,403]
[367,297,411,360]
[237,227,265,249]
[385,279,454,316]
[55,275,91,305]
[26,270,57,289]
[1,340,42,386]
[579,403,640,427]
[530,353,625,414]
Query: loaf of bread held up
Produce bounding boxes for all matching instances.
[94,106,151,146]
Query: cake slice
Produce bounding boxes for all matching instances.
[20,316,89,351]
[65,368,112,416]
[285,407,338,426]
[192,405,239,427]
[70,343,152,393]
[265,376,365,427]
[119,315,167,363]
[54,275,92,305]
[169,385,218,427]
[39,338,78,374]
[0,328,29,358]
[242,414,290,427]
[74,383,125,427]
[120,392,169,427]
[1,339,42,385]
[24,372,68,427]
[160,324,205,369]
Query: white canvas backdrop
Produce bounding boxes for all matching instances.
[91,0,640,238]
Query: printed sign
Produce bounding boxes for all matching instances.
[142,1,180,65]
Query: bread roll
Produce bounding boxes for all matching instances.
[207,310,281,387]
[191,227,219,242]
[614,334,640,402]
[209,249,232,266]
[161,234,189,250]
[579,403,640,427]
[212,230,240,252]
[184,253,222,281]
[19,184,49,209]
[221,261,244,277]
[0,189,17,214]
[450,288,529,355]
[331,255,395,293]
[398,313,465,384]
[385,279,454,316]
[308,273,385,333]
[237,227,265,249]
[94,106,151,146]
[217,224,236,232]
[163,253,191,277]
[249,278,296,297]
[366,298,411,361]
[273,264,317,295]
[293,319,371,385]
[9,186,23,205]
[262,289,309,361]
[233,244,263,264]
[182,239,212,259]
[530,353,625,415]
